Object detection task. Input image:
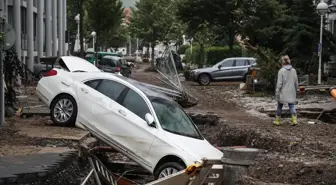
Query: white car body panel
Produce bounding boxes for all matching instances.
[59,56,101,72]
[36,56,223,174]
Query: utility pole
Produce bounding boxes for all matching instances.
[79,0,84,58]
[0,1,5,127]
[128,35,131,56]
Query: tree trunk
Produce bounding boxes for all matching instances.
[151,45,155,68]
[200,43,205,67]
[79,0,84,58]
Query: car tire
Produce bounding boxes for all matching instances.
[198,74,211,86]
[154,162,185,180]
[50,94,77,127]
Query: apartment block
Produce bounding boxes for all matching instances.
[1,0,68,72]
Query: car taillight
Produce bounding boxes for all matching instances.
[299,86,305,94]
[44,69,57,77]
[116,66,121,72]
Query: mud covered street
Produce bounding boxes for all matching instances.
[132,64,336,185]
[0,64,334,185]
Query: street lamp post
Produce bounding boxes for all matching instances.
[91,31,97,66]
[74,14,80,52]
[190,38,194,56]
[316,0,329,85]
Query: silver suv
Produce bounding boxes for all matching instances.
[190,57,256,85]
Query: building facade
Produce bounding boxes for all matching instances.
[2,0,68,72]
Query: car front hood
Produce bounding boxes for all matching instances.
[192,67,213,73]
[164,131,223,162]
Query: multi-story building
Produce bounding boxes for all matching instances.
[1,0,68,72]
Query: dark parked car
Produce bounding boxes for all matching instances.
[98,56,132,77]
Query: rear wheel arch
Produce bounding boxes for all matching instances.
[50,93,78,109]
[153,155,186,174]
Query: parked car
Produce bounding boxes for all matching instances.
[33,57,59,79]
[85,52,123,64]
[98,55,132,77]
[190,57,256,85]
[36,56,223,180]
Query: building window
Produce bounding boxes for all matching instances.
[21,7,26,34]
[7,6,14,25]
[33,13,37,37]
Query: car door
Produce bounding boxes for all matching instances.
[76,79,104,128]
[230,59,248,79]
[92,80,156,167]
[212,59,235,80]
[116,87,158,167]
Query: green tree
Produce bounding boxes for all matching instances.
[283,0,336,69]
[107,24,129,49]
[129,0,176,64]
[177,0,241,55]
[237,0,287,53]
[67,0,85,54]
[85,0,124,48]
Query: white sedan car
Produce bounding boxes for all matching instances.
[36,56,223,179]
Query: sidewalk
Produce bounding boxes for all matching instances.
[0,151,76,184]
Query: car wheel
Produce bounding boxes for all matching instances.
[198,74,211,85]
[154,162,185,180]
[50,94,77,127]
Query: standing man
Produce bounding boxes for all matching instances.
[274,55,299,126]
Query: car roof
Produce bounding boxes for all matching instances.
[103,55,121,60]
[114,75,172,100]
[71,72,172,101]
[225,57,256,60]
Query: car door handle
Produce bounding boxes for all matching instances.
[81,88,88,94]
[118,109,127,116]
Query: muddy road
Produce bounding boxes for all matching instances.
[132,65,336,185]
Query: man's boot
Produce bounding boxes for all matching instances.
[274,116,281,126]
[291,115,297,126]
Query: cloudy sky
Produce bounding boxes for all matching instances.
[122,0,137,7]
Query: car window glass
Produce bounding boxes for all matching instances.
[122,89,150,121]
[99,58,108,65]
[236,59,245,66]
[96,80,126,101]
[109,59,118,67]
[151,97,203,139]
[221,60,234,67]
[84,79,101,89]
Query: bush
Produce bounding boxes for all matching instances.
[185,44,202,65]
[177,45,190,55]
[185,45,249,66]
[206,46,246,65]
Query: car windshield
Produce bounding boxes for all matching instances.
[150,97,203,140]
[213,59,225,67]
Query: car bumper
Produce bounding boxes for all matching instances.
[36,80,53,107]
[189,72,199,82]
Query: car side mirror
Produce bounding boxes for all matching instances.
[218,65,221,69]
[145,113,156,127]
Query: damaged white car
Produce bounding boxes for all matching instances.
[36,56,223,179]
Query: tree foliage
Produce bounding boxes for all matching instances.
[177,0,242,55]
[129,0,176,44]
[85,0,124,48]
